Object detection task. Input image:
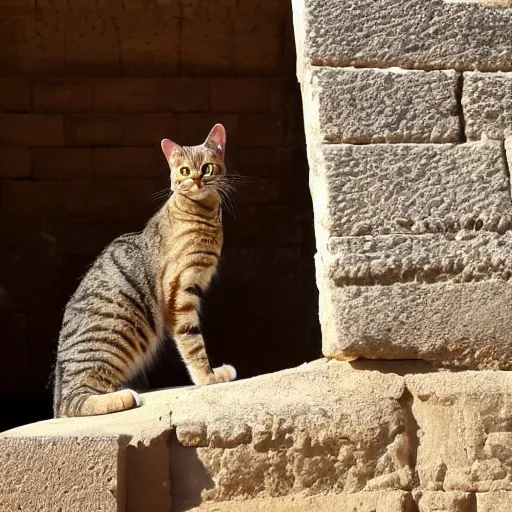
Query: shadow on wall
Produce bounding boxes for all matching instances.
[0,0,321,431]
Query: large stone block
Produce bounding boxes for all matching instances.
[304,67,459,143]
[477,492,512,511]
[292,0,512,74]
[309,141,510,244]
[415,491,475,512]
[318,250,512,369]
[169,360,413,509]
[462,71,512,140]
[0,435,127,511]
[407,373,512,493]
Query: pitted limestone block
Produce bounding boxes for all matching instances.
[407,373,512,493]
[309,141,510,245]
[477,492,512,511]
[415,491,475,512]
[291,0,512,76]
[187,491,413,511]
[318,256,512,369]
[169,360,413,510]
[0,435,127,512]
[463,72,512,140]
[323,233,512,286]
[303,67,459,143]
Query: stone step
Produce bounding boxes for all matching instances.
[3,360,512,510]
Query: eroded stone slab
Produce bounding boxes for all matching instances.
[168,359,412,509]
[415,491,475,512]
[309,141,510,246]
[188,491,413,511]
[318,261,512,370]
[303,67,459,143]
[463,71,512,140]
[0,435,127,512]
[292,0,512,74]
[407,373,512,492]
[477,492,512,511]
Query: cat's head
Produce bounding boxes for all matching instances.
[161,124,227,197]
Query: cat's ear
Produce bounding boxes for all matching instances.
[161,139,181,162]
[203,124,226,158]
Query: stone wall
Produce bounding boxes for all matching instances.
[294,0,512,369]
[0,0,320,431]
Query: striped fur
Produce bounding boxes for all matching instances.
[53,124,237,418]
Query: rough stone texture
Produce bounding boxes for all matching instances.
[188,491,413,511]
[0,435,127,512]
[477,492,512,511]
[292,0,512,74]
[415,491,475,512]
[318,264,512,369]
[407,372,512,493]
[168,360,412,509]
[463,72,512,140]
[309,140,510,244]
[304,67,459,143]
[2,395,174,512]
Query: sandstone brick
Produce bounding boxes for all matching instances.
[1,179,157,217]
[407,373,512,492]
[211,78,270,112]
[234,20,282,74]
[292,0,512,74]
[0,312,29,393]
[155,77,210,112]
[189,491,413,512]
[116,7,180,76]
[66,9,121,75]
[33,79,93,112]
[122,113,176,146]
[416,491,475,512]
[181,17,235,74]
[304,67,460,143]
[238,113,282,146]
[462,71,512,140]
[94,147,160,179]
[94,78,156,112]
[170,360,411,508]
[309,141,510,241]
[0,435,127,511]
[32,148,93,180]
[477,492,512,511]
[64,114,123,146]
[0,148,31,178]
[0,78,31,111]
[0,114,63,146]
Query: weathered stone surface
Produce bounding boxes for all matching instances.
[2,394,174,512]
[477,492,512,511]
[407,372,512,492]
[0,435,127,512]
[169,359,412,509]
[322,233,512,286]
[318,260,512,369]
[188,491,413,511]
[415,491,475,512]
[304,67,459,143]
[308,141,510,245]
[292,0,512,74]
[463,72,512,140]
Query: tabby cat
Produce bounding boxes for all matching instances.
[53,124,237,418]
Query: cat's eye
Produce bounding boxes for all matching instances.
[201,163,218,176]
[180,166,191,177]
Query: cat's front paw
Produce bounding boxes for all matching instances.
[213,364,237,383]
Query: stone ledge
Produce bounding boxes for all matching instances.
[303,67,459,144]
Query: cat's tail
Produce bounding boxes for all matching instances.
[56,387,141,418]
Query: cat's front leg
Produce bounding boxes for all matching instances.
[164,270,236,386]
